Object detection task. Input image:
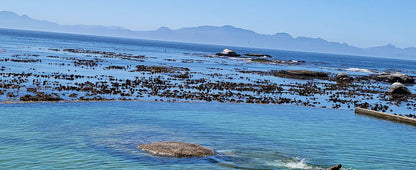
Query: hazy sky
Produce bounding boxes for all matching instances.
[1,0,415,48]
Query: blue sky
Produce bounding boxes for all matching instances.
[1,0,415,48]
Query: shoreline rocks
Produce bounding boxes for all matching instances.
[20,93,63,102]
[137,142,215,158]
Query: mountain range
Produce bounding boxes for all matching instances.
[1,11,415,59]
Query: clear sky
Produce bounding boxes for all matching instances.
[1,0,415,48]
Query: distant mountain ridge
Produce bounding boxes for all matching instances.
[1,11,415,59]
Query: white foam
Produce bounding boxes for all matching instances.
[345,68,376,73]
[267,157,318,169]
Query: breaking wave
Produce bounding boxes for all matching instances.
[345,67,377,73]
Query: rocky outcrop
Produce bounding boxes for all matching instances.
[377,72,414,84]
[137,142,214,158]
[328,164,342,170]
[335,72,353,81]
[216,49,241,57]
[389,82,412,94]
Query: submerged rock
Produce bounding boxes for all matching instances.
[377,72,414,84]
[216,49,241,57]
[389,82,411,94]
[137,142,215,158]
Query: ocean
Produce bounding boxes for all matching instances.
[0,28,415,169]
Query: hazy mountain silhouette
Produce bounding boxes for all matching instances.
[1,11,415,59]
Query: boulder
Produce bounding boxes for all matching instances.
[389,82,411,94]
[377,72,414,84]
[137,142,214,158]
[216,49,241,57]
[335,72,353,81]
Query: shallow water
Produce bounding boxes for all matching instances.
[1,101,415,169]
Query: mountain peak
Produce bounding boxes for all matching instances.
[157,26,171,31]
[221,25,236,29]
[0,11,33,21]
[274,33,293,39]
[0,11,32,20]
[220,25,250,32]
[369,43,398,50]
[384,43,396,48]
[186,25,255,34]
[0,11,20,17]
[21,14,30,19]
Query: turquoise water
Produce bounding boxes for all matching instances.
[1,101,415,169]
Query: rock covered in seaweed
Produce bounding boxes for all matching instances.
[335,72,353,82]
[216,49,241,57]
[377,72,414,84]
[137,142,214,158]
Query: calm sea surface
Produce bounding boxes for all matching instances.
[1,101,416,169]
[0,29,416,169]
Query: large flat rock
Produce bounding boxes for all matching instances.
[137,142,214,158]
